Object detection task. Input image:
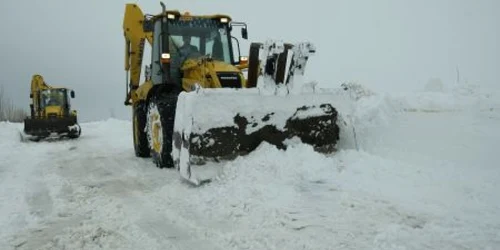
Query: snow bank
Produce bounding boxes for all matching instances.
[330,81,500,155]
[398,82,499,113]
[337,81,499,130]
[0,122,23,143]
[167,139,500,249]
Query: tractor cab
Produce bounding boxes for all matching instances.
[38,88,75,117]
[144,8,248,89]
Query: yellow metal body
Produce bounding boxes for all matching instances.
[122,3,249,107]
[181,58,247,90]
[123,2,279,167]
[29,74,77,119]
[123,4,153,105]
[23,74,81,140]
[44,106,63,117]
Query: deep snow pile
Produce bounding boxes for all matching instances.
[1,82,499,250]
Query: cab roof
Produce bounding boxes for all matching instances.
[150,10,232,22]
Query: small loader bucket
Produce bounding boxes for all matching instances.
[172,86,351,185]
[21,116,81,142]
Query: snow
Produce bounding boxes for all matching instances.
[1,82,500,249]
[174,90,198,184]
[175,87,354,135]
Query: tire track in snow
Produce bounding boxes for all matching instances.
[0,123,68,248]
[6,120,226,250]
[52,152,224,250]
[25,183,53,220]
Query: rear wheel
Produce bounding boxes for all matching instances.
[133,101,150,157]
[146,91,179,168]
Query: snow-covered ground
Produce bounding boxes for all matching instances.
[1,82,499,250]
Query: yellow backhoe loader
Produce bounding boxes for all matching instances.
[123,2,349,185]
[20,74,81,141]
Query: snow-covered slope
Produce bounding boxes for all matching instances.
[0,83,499,249]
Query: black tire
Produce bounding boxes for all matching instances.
[133,101,150,157]
[68,126,81,139]
[145,91,179,168]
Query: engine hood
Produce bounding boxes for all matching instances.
[44,105,63,117]
[181,58,247,90]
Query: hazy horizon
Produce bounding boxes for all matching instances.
[1,0,498,122]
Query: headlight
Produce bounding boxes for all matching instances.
[160,53,171,63]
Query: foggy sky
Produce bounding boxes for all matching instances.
[1,0,498,122]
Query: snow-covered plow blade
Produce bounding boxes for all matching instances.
[171,40,353,185]
[172,88,350,185]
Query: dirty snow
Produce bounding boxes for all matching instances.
[176,87,355,135]
[1,82,499,249]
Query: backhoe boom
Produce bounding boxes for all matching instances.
[123,4,153,105]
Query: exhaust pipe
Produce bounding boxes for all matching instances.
[160,1,166,13]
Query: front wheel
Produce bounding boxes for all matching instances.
[68,124,81,139]
[145,91,179,168]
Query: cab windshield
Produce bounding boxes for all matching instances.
[40,89,67,108]
[167,18,233,64]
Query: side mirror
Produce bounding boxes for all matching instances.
[70,90,75,98]
[241,27,248,40]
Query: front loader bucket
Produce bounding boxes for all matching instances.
[172,40,355,185]
[22,116,81,142]
[172,87,352,185]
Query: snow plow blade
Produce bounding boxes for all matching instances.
[172,88,350,186]
[21,116,81,142]
[172,40,354,185]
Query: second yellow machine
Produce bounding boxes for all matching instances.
[123,2,347,185]
[21,74,81,141]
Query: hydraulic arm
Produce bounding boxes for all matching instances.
[123,4,153,105]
